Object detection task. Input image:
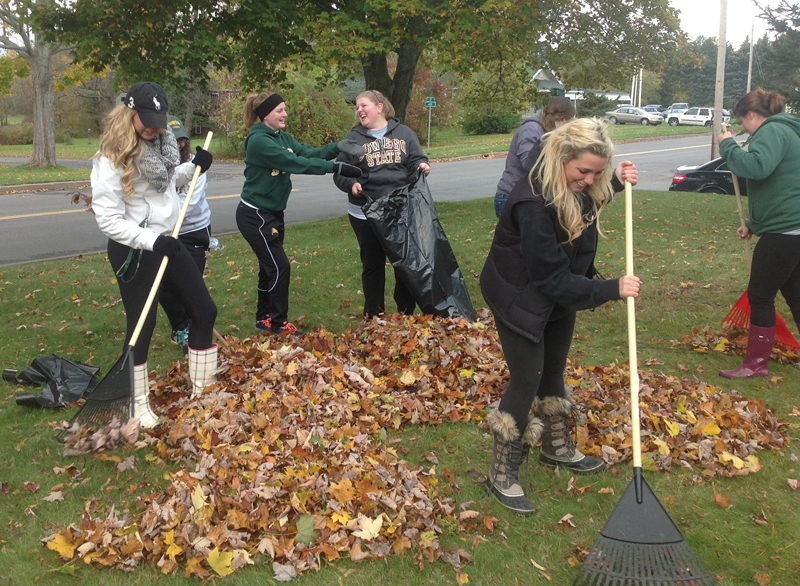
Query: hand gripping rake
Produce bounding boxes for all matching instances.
[574,182,717,585]
[58,132,214,436]
[719,125,800,349]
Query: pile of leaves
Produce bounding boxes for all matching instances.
[43,312,790,580]
[672,325,800,365]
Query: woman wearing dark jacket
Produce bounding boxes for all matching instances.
[236,91,363,335]
[494,97,576,218]
[717,89,800,378]
[481,117,641,515]
[333,90,431,318]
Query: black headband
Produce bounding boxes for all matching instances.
[255,94,285,121]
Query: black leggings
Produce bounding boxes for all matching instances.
[236,202,290,323]
[495,313,576,435]
[159,226,210,331]
[748,233,800,327]
[348,214,416,317]
[108,239,217,364]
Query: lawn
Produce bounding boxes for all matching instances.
[0,164,90,186]
[0,191,797,585]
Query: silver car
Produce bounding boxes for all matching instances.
[605,106,664,126]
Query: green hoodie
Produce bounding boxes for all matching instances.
[241,124,339,211]
[720,113,800,235]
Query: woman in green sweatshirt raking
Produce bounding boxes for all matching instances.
[235,91,364,336]
[718,88,800,379]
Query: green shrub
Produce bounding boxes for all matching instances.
[56,131,73,145]
[0,123,33,145]
[461,111,521,135]
[576,93,622,118]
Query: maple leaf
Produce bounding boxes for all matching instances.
[46,533,78,559]
[295,514,319,544]
[273,561,298,582]
[328,478,356,504]
[207,547,233,577]
[191,484,206,511]
[456,570,470,584]
[117,455,136,472]
[353,515,383,541]
[23,481,40,493]
[712,493,730,508]
[787,478,799,491]
[755,573,771,585]
[43,490,64,502]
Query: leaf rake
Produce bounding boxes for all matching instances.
[574,182,717,586]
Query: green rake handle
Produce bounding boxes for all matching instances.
[624,181,642,471]
[127,131,214,348]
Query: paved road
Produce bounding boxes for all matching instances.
[0,134,717,267]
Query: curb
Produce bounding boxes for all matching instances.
[0,180,90,195]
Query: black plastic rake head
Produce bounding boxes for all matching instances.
[55,348,135,442]
[574,469,717,586]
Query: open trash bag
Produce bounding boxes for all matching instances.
[362,172,476,321]
[6,355,100,409]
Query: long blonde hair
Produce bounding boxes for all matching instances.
[532,117,615,243]
[96,105,146,200]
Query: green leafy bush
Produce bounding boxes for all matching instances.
[461,111,521,135]
[576,93,622,118]
[0,123,33,145]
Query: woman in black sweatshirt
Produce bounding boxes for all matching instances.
[333,90,430,318]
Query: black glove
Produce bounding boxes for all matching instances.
[193,146,213,173]
[337,139,366,157]
[153,235,182,258]
[332,162,362,178]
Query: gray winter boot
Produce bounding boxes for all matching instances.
[536,395,605,474]
[485,410,543,516]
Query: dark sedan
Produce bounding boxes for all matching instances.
[669,157,747,195]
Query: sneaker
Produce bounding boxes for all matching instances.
[269,320,302,336]
[171,325,190,354]
[255,317,272,332]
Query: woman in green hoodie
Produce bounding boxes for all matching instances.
[236,92,363,335]
[718,89,800,378]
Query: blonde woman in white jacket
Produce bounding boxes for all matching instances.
[91,82,216,427]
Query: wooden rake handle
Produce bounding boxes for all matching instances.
[128,132,214,348]
[624,180,642,469]
[722,124,751,270]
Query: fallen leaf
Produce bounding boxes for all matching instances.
[712,493,729,508]
[273,561,298,582]
[353,515,383,541]
[787,479,798,491]
[207,547,233,577]
[755,572,771,585]
[43,491,64,502]
[23,481,40,493]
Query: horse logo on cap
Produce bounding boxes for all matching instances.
[153,96,161,111]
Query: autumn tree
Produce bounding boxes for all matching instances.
[0,53,29,125]
[0,0,72,166]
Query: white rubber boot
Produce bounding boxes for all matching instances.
[188,345,218,399]
[133,362,159,428]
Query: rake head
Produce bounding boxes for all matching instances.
[574,469,717,586]
[55,349,135,442]
[721,290,800,350]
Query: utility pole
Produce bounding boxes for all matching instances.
[712,0,727,159]
[747,23,754,93]
[630,73,636,106]
[638,67,644,107]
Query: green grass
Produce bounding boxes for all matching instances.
[0,138,100,159]
[0,191,798,585]
[0,164,90,186]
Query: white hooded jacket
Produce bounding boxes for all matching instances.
[91,156,197,250]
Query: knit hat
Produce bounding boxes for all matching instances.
[123,82,169,129]
[168,115,189,140]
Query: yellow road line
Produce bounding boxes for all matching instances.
[0,208,87,220]
[622,144,708,156]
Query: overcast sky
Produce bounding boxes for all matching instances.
[669,0,780,47]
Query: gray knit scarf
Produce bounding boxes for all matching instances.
[138,130,180,193]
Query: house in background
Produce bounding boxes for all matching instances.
[531,69,565,96]
[565,88,632,105]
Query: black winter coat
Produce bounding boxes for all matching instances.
[480,174,623,343]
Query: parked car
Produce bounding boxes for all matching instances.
[669,157,747,195]
[604,106,664,125]
[642,106,661,114]
[665,107,731,127]
[661,103,689,119]
[645,104,663,111]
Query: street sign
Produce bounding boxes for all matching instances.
[425,97,436,107]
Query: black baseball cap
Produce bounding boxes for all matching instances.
[122,81,169,129]
[168,116,189,140]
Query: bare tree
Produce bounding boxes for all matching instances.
[0,1,70,166]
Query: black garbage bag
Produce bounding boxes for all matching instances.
[362,172,476,321]
[6,355,100,409]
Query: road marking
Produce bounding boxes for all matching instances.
[0,209,87,220]
[620,144,708,156]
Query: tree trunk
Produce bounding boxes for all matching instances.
[361,52,395,106]
[392,44,424,123]
[29,45,57,167]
